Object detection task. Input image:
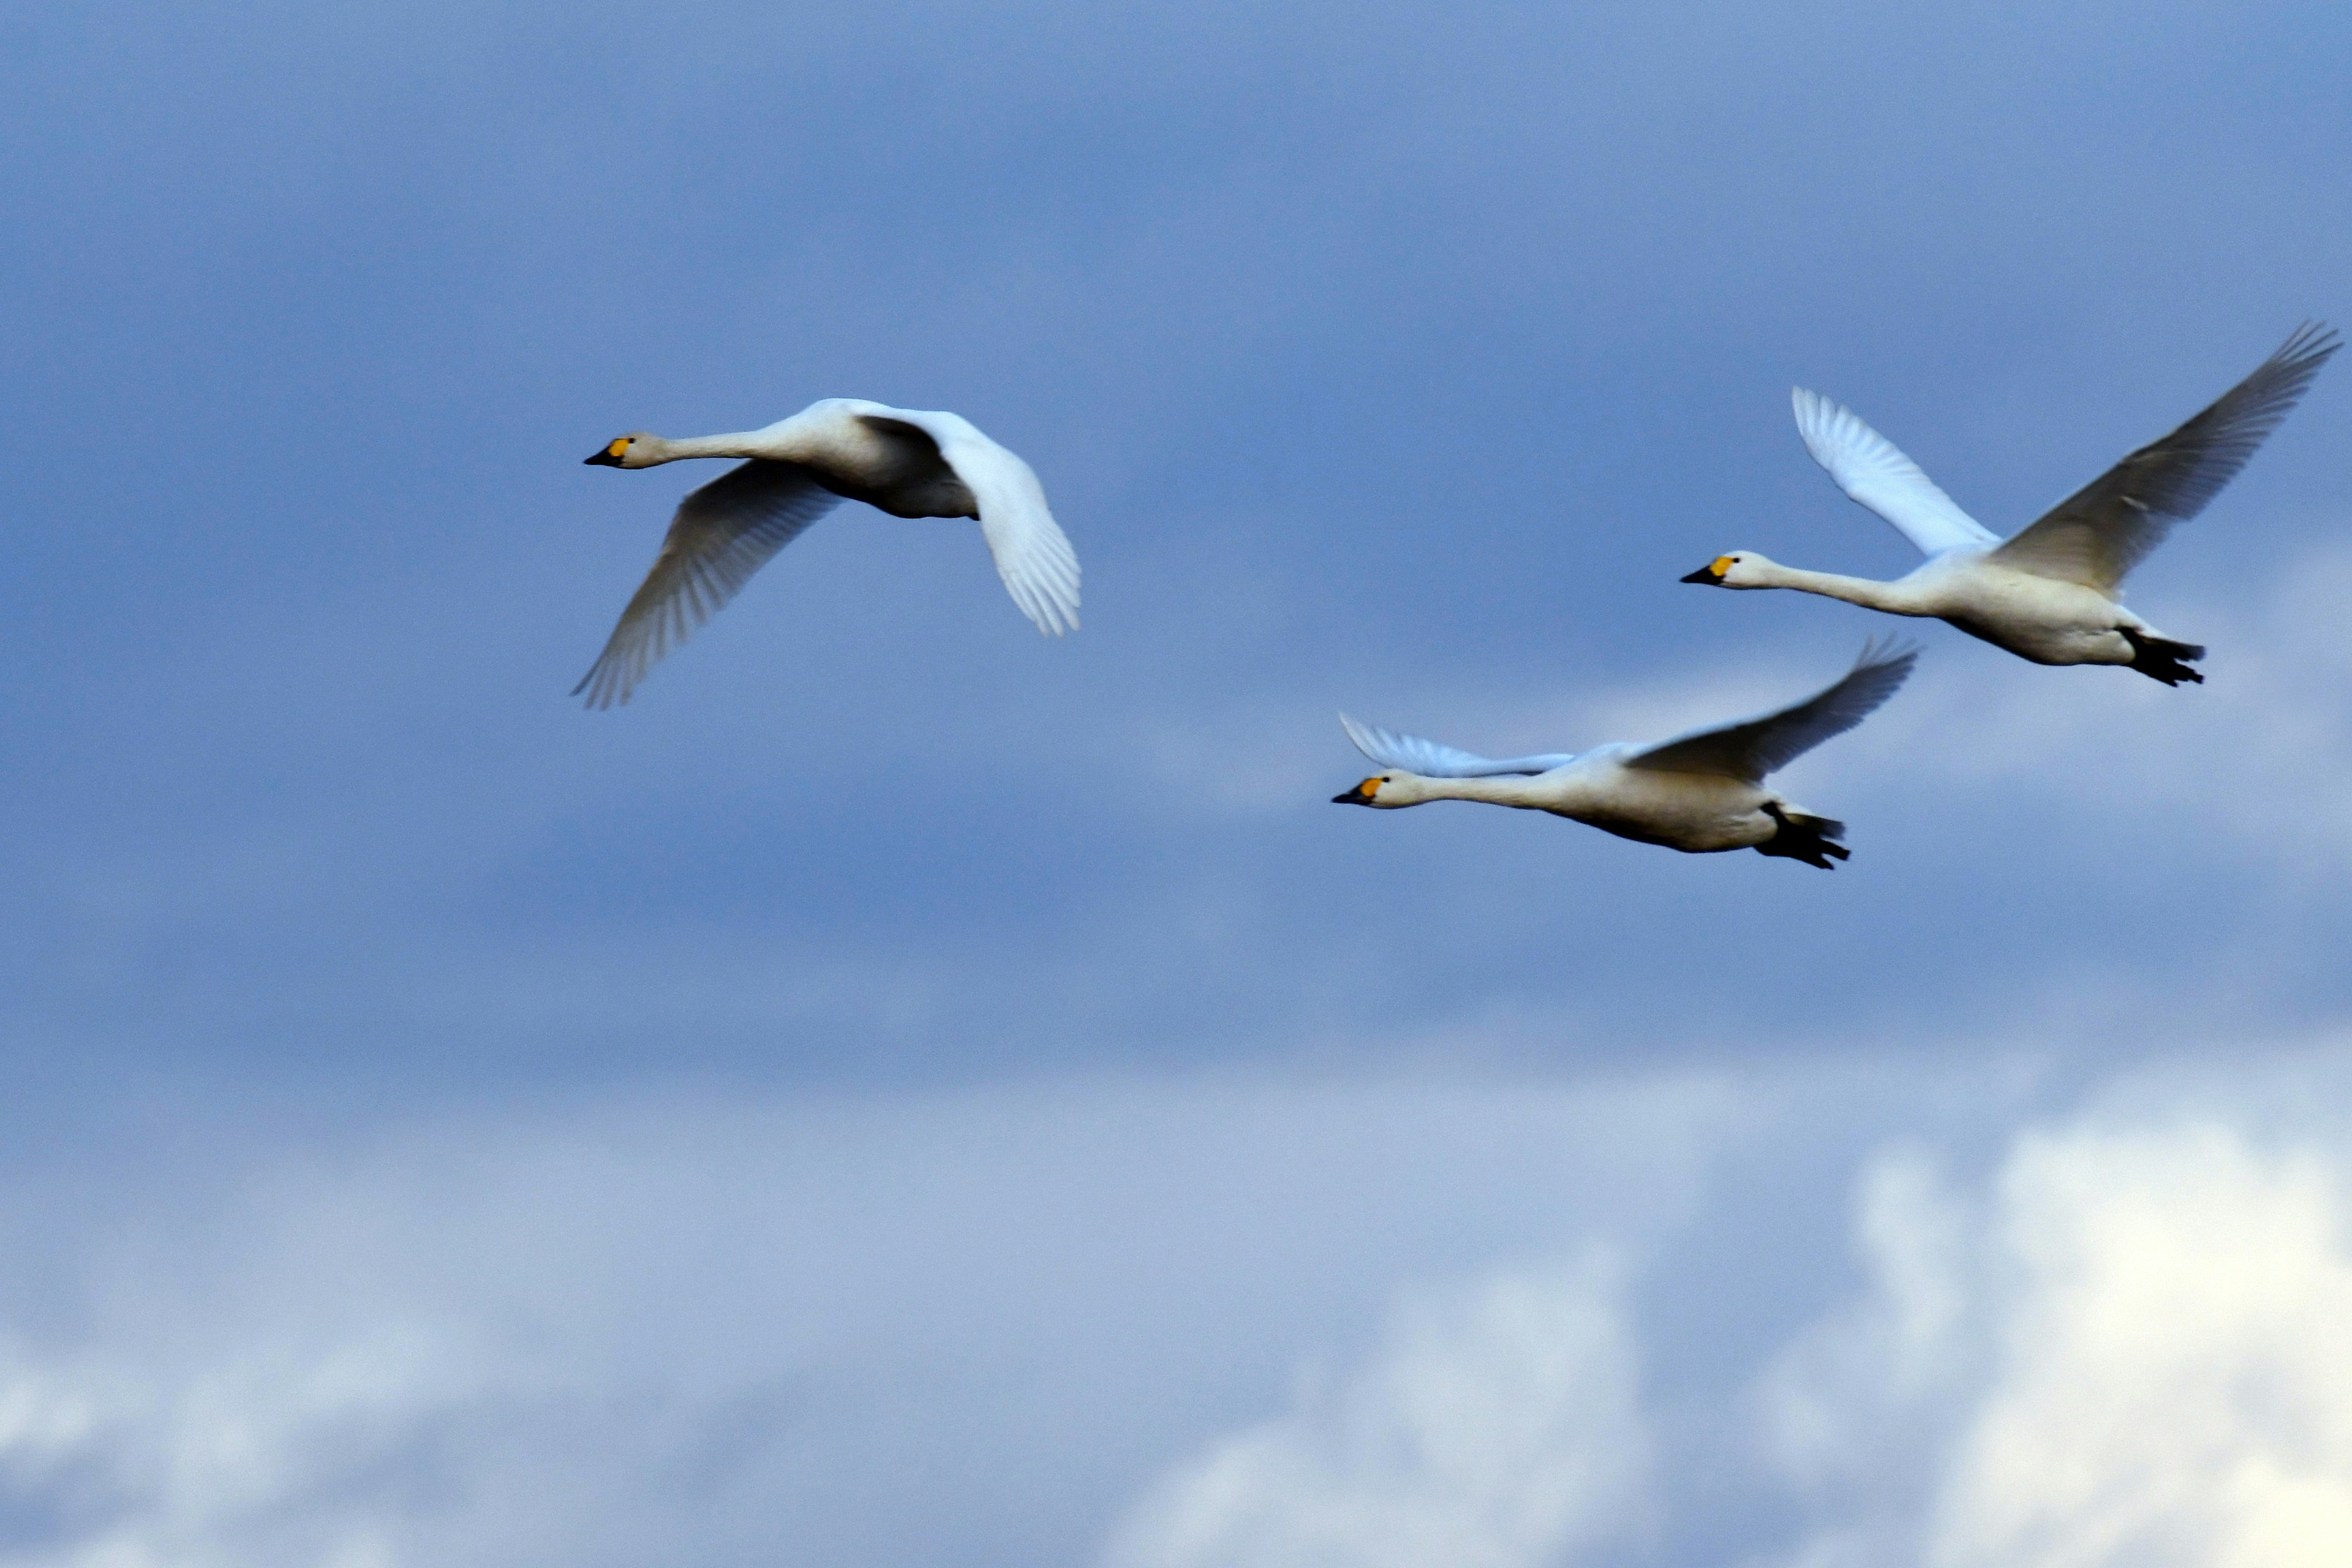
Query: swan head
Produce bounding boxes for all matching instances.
[1331,774,1424,808]
[1681,551,1774,588]
[584,433,662,469]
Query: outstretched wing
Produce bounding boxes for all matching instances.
[1991,322,2339,593]
[1792,387,2000,557]
[1340,714,1576,778]
[862,407,1080,636]
[1627,638,1918,784]
[574,460,842,709]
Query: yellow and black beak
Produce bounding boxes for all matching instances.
[1331,778,1382,806]
[1681,557,1730,585]
[584,439,630,467]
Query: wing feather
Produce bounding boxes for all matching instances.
[1627,638,1918,784]
[1991,323,2339,592]
[864,408,1080,635]
[1793,388,2000,556]
[574,460,841,709]
[1340,714,1575,778]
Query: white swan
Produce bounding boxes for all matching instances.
[1683,324,2338,685]
[1330,639,1917,868]
[575,399,1079,707]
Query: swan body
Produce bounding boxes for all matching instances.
[575,399,1079,707]
[1704,552,2150,666]
[1331,640,1918,868]
[1684,324,2339,685]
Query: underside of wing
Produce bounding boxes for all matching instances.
[1627,638,1918,783]
[1793,387,2000,557]
[1340,714,1575,778]
[1991,322,2339,592]
[574,460,841,709]
[864,407,1080,635]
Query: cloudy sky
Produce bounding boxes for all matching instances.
[6,1,2352,1564]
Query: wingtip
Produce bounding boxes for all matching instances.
[1789,386,1849,454]
[570,655,636,710]
[1854,631,1924,674]
[1337,712,1385,758]
[1025,600,1077,636]
[2283,319,2342,361]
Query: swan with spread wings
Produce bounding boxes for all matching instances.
[1330,640,1917,869]
[575,399,1079,707]
[1682,324,2337,685]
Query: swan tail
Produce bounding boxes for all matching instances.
[1755,802,1850,870]
[2120,628,2206,687]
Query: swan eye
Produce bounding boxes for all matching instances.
[606,438,631,458]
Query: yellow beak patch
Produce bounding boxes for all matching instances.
[606,438,631,459]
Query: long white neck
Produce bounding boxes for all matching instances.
[639,431,775,464]
[1395,773,1559,809]
[1751,560,1924,614]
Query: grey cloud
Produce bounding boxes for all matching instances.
[1104,1254,1653,1568]
[6,1047,2352,1566]
[1757,1091,2352,1568]
[0,1072,1733,1567]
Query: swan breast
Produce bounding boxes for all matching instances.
[1553,761,1774,850]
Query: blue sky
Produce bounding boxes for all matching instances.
[6,2,2352,1564]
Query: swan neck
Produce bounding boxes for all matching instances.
[646,432,769,463]
[1412,774,1553,807]
[1759,562,1909,610]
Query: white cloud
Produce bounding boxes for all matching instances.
[1757,1147,1978,1493]
[0,1321,484,1568]
[1102,1255,1651,1568]
[17,1052,2352,1568]
[0,1074,1728,1568]
[1930,1123,2352,1568]
[1765,1100,2352,1568]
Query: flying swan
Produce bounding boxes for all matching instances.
[1330,639,1918,868]
[1681,324,2338,685]
[574,399,1079,707]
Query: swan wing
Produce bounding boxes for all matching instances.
[1991,323,2339,592]
[1340,714,1575,778]
[1627,638,1918,784]
[573,459,842,709]
[1792,387,2000,557]
[861,407,1080,635]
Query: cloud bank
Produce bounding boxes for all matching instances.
[1769,1120,2352,1568]
[1105,1255,1650,1568]
[2,1052,2351,1567]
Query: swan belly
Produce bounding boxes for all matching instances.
[854,473,981,519]
[1933,568,2135,666]
[1552,766,1775,853]
[786,408,981,518]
